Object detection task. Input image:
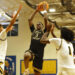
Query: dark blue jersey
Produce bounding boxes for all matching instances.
[29,24,47,57]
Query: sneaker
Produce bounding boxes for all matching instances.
[23,69,29,75]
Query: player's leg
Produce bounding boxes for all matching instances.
[57,67,68,75]
[24,50,33,75]
[34,70,40,75]
[57,71,68,75]
[67,68,75,75]
[33,56,43,75]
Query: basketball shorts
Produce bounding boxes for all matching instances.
[25,50,43,72]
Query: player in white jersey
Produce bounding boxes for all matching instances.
[0,5,22,75]
[40,25,75,75]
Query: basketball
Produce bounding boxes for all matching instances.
[37,1,49,11]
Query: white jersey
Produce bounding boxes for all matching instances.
[0,29,7,74]
[49,38,75,68]
[0,29,7,60]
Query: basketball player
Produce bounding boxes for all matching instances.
[40,25,75,75]
[24,7,49,75]
[0,5,22,75]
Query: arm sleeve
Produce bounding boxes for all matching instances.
[30,24,35,32]
[49,38,61,48]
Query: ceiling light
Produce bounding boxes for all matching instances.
[49,8,56,12]
[0,13,1,17]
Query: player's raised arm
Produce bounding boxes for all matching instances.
[51,23,57,38]
[43,13,48,30]
[6,5,22,33]
[28,8,39,27]
[40,25,52,44]
[40,32,50,44]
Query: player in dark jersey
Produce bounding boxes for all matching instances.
[24,8,49,75]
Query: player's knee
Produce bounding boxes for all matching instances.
[24,52,31,60]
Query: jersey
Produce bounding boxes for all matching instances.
[0,29,7,73]
[49,38,75,68]
[0,29,7,60]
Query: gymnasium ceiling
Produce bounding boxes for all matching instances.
[0,0,75,31]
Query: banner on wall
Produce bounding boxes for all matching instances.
[5,56,16,75]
